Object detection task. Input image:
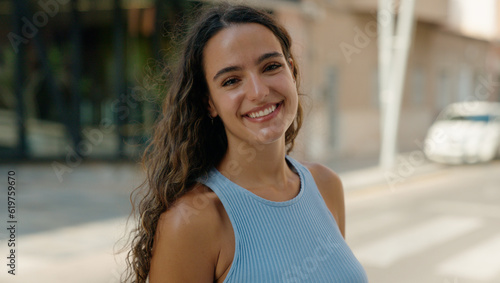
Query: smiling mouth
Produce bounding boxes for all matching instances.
[246,102,282,119]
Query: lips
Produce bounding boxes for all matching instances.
[243,102,282,118]
[242,101,284,123]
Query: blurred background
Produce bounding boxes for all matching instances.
[0,0,499,282]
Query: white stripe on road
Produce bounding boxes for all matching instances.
[437,234,500,281]
[352,216,482,268]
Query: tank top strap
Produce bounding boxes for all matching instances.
[285,155,327,201]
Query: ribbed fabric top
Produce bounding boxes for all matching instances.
[197,155,368,283]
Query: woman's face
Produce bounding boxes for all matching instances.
[203,23,298,148]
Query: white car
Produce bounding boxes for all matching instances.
[424,101,500,164]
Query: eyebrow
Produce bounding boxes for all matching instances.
[212,51,284,82]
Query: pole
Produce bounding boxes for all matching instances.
[114,0,127,158]
[379,0,416,168]
[378,0,395,135]
[71,0,83,155]
[12,0,27,158]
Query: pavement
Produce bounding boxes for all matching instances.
[345,160,500,283]
[0,161,142,283]
[340,152,447,194]
[0,153,448,283]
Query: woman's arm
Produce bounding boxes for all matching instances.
[149,185,222,283]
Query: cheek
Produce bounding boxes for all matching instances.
[277,80,298,102]
[214,91,245,117]
[271,73,296,93]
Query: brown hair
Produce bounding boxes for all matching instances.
[123,3,304,282]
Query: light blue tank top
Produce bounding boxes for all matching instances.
[197,155,368,283]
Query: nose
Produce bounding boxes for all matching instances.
[246,73,269,101]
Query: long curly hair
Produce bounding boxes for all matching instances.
[123,3,304,282]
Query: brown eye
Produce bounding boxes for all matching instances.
[222,78,239,87]
[264,63,282,72]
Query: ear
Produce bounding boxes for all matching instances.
[207,95,218,118]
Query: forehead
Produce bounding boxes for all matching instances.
[203,23,283,75]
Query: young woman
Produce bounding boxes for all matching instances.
[125,4,368,283]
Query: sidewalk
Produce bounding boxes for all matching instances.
[0,162,142,283]
[0,154,446,282]
[339,154,447,192]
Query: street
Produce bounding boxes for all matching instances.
[346,160,500,283]
[0,160,499,282]
[0,162,140,283]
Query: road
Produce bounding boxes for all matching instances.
[345,160,500,283]
[0,160,498,282]
[0,162,140,283]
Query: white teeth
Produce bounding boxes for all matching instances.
[248,104,277,118]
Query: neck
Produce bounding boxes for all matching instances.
[217,138,291,190]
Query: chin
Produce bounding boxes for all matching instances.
[253,126,287,144]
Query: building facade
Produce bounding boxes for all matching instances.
[269,0,500,165]
[1,0,499,164]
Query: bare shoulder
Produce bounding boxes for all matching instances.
[156,183,225,234]
[301,161,343,191]
[301,161,346,238]
[149,183,225,283]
